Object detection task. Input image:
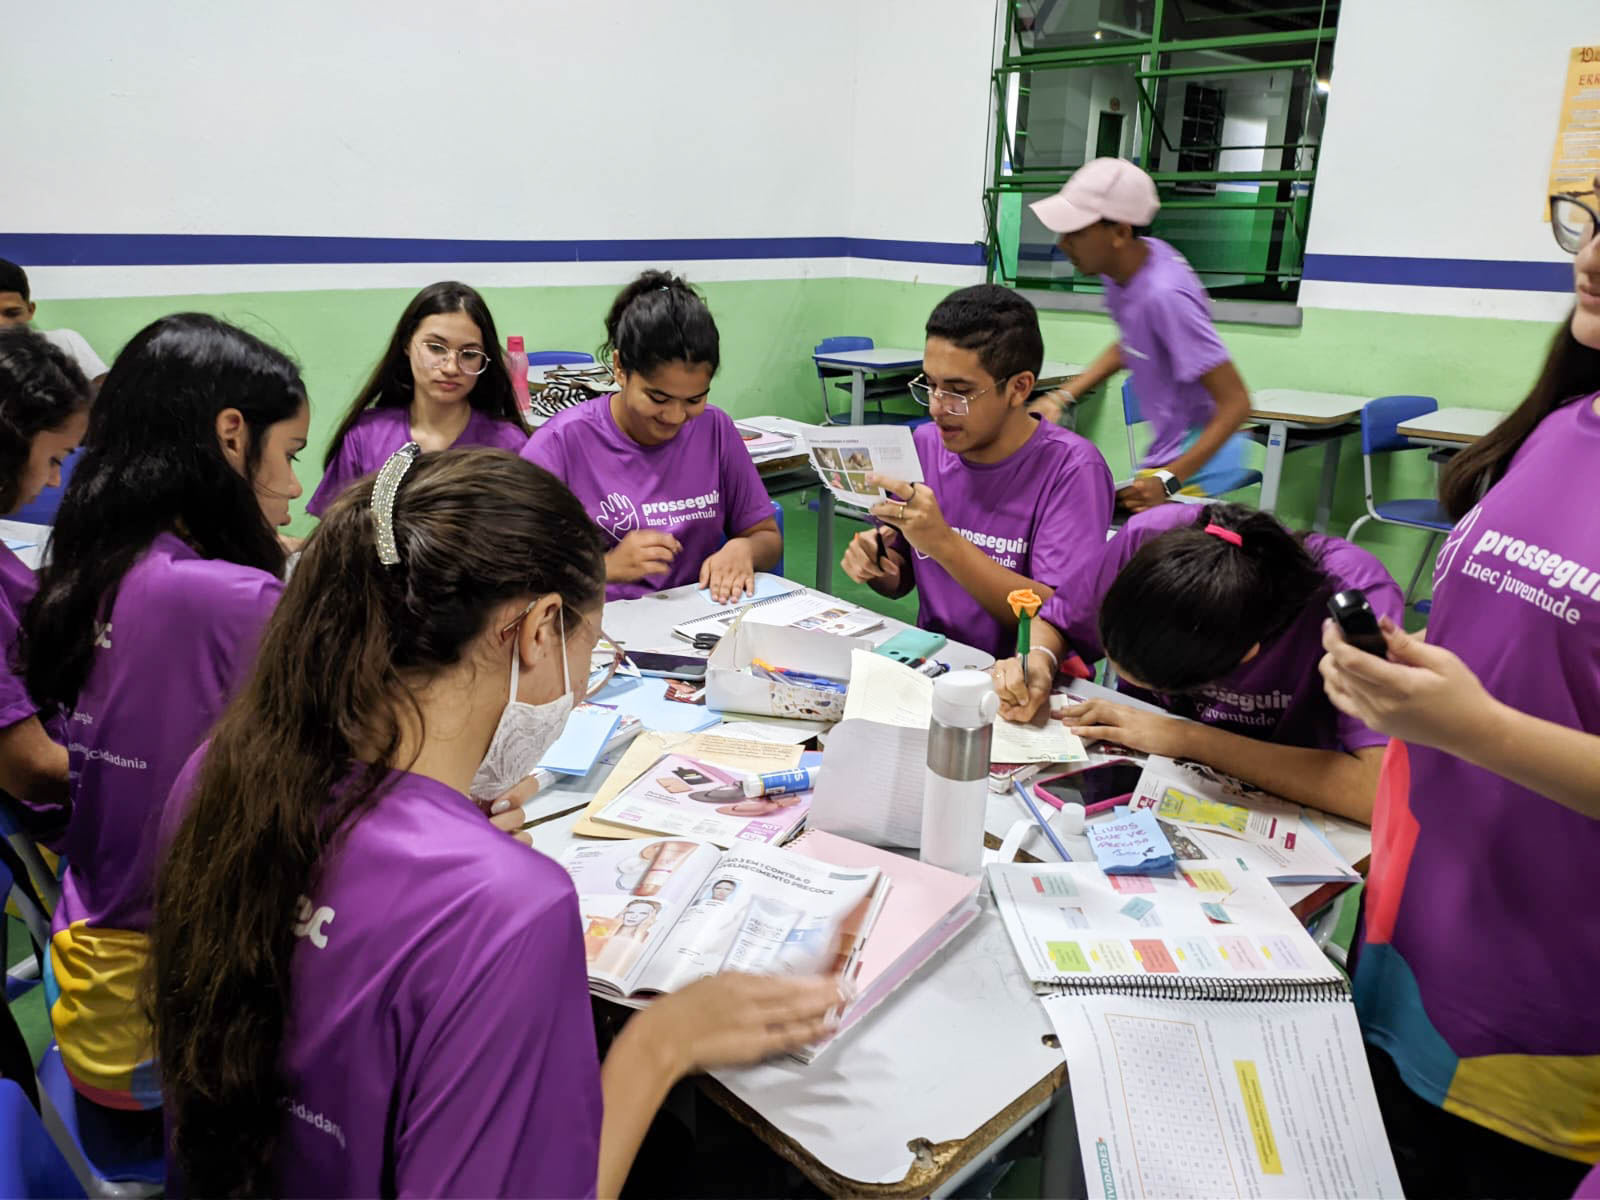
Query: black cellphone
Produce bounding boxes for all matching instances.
[1327,589,1388,656]
[629,651,709,680]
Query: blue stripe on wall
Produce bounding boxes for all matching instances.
[1302,253,1571,292]
[0,233,987,268]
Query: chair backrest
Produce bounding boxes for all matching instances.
[0,1079,85,1199]
[813,336,873,378]
[1120,378,1143,428]
[1121,379,1144,473]
[1361,395,1439,456]
[526,350,595,367]
[770,500,785,577]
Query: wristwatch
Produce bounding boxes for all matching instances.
[1152,469,1183,496]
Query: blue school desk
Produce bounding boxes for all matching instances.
[1247,389,1367,532]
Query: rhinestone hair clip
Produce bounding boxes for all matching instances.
[372,442,422,566]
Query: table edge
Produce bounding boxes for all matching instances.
[698,1063,1067,1198]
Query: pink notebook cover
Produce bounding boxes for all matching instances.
[789,830,979,993]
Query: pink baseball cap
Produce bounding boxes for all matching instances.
[1029,158,1160,234]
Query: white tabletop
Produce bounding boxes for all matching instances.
[1250,389,1369,425]
[811,347,923,370]
[1035,360,1084,384]
[0,519,50,571]
[1397,405,1502,444]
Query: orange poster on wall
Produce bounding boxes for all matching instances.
[1546,45,1600,216]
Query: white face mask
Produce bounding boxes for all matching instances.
[468,609,576,802]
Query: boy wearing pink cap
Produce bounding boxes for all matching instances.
[1031,158,1252,513]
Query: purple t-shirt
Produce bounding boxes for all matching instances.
[0,544,68,838]
[1354,395,1600,1161]
[307,405,530,516]
[57,533,280,935]
[522,395,772,601]
[162,753,603,1198]
[1103,238,1232,466]
[899,419,1113,660]
[1039,503,1401,753]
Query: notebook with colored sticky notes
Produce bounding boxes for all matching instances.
[986,857,1402,1199]
[1084,808,1175,875]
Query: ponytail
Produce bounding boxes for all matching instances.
[1098,503,1330,693]
[150,448,605,1197]
[600,270,720,377]
[1439,318,1600,520]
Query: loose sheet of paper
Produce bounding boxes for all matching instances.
[844,651,1087,764]
[1045,994,1402,1198]
[800,425,924,509]
[537,705,622,776]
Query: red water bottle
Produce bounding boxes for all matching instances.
[506,335,530,418]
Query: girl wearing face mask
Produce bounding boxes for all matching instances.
[19,313,308,1112]
[307,281,529,517]
[151,448,841,1198]
[1318,177,1600,1199]
[522,271,781,604]
[0,326,90,844]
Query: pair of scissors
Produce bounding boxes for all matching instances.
[689,632,721,653]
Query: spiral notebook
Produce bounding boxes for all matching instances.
[989,860,1402,1197]
[671,588,883,643]
[986,859,1345,1000]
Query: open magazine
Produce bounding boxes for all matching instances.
[1127,756,1359,885]
[562,836,886,1004]
[588,752,815,848]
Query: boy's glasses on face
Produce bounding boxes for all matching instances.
[1551,192,1599,254]
[414,339,491,375]
[907,373,1014,416]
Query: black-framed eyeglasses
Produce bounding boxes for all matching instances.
[1550,192,1599,254]
[907,372,1015,416]
[415,339,491,375]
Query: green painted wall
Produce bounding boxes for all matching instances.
[34,277,1557,596]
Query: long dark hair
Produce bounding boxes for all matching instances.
[21,314,303,712]
[1440,317,1600,520]
[151,449,605,1197]
[324,281,525,468]
[601,270,720,376]
[0,325,91,512]
[1098,503,1331,693]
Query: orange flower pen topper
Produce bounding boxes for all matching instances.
[1007,588,1043,659]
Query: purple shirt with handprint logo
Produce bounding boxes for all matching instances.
[522,395,773,600]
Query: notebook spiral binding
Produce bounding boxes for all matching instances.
[1041,976,1352,1003]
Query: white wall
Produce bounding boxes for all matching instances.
[6,0,996,296]
[1301,0,1590,319]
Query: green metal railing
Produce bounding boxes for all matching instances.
[989,0,1333,300]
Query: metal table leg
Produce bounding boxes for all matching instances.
[1313,435,1345,533]
[1257,420,1289,515]
[851,370,866,426]
[815,488,835,594]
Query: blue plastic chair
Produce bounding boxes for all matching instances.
[0,1079,85,1199]
[1346,396,1455,605]
[525,350,595,367]
[1121,381,1262,497]
[36,1046,164,1197]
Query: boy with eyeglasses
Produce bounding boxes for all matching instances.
[840,285,1113,660]
[1031,159,1253,513]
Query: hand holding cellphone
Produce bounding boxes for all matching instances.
[1327,588,1388,657]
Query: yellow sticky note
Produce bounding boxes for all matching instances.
[1234,1061,1284,1175]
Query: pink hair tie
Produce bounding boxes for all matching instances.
[1203,523,1242,547]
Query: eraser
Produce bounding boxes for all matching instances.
[1058,802,1086,836]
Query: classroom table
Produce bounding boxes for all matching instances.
[1248,389,1368,532]
[811,347,1084,426]
[525,580,1371,1196]
[0,519,50,571]
[1396,405,1502,449]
